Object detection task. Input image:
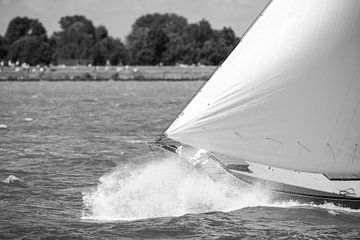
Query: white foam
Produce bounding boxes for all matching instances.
[302,202,360,213]
[82,156,360,221]
[2,175,22,184]
[24,118,34,121]
[82,157,273,221]
[127,140,146,144]
[269,200,360,214]
[0,124,8,129]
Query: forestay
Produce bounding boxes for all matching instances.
[165,0,360,178]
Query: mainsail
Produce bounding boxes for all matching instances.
[164,0,360,178]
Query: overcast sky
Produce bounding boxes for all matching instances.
[0,0,268,40]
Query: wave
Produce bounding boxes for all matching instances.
[82,156,360,221]
[2,175,22,184]
[281,202,360,214]
[82,156,273,221]
[1,175,29,188]
[24,117,34,121]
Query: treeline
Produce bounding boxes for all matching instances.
[0,13,239,66]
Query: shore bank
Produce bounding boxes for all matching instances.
[0,65,217,81]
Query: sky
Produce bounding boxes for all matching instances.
[0,0,268,41]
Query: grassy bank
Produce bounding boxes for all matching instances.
[0,65,217,81]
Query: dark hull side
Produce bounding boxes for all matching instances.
[229,170,360,210]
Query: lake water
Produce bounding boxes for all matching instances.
[1,81,360,239]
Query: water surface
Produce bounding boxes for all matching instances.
[0,81,359,239]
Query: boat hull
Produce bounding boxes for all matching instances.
[147,140,360,209]
[229,169,360,209]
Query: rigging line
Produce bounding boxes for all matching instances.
[327,143,336,162]
[160,0,274,137]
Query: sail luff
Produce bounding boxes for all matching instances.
[161,0,273,138]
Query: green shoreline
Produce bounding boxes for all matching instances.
[0,65,217,81]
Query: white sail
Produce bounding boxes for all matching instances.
[165,0,360,178]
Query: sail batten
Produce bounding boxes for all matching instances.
[165,0,360,177]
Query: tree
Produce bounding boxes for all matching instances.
[126,13,187,65]
[144,28,169,64]
[58,15,95,34]
[197,39,226,65]
[108,38,129,65]
[180,20,214,64]
[130,13,188,34]
[3,17,50,65]
[0,35,8,60]
[95,25,108,41]
[129,27,169,65]
[5,17,47,43]
[1,13,238,66]
[92,36,128,65]
[219,27,239,46]
[51,15,129,65]
[6,36,52,65]
[126,14,239,65]
[180,22,239,65]
[195,19,213,49]
[161,33,185,65]
[52,15,96,62]
[207,27,239,65]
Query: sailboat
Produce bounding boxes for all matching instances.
[149,0,360,209]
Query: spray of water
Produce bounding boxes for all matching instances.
[82,155,360,221]
[81,156,275,221]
